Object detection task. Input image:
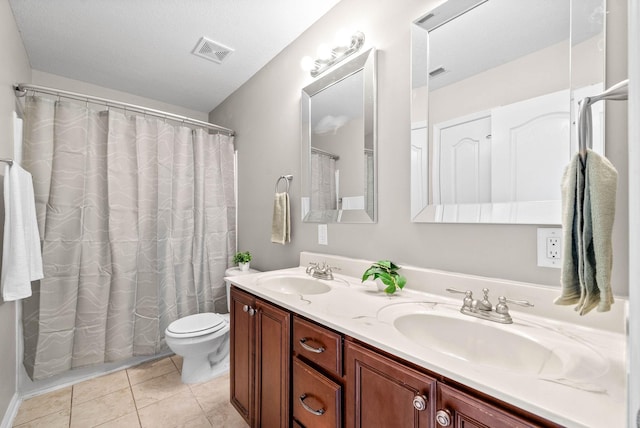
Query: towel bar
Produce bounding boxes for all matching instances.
[578,79,628,161]
[275,175,293,193]
[0,158,13,166]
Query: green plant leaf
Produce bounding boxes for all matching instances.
[362,266,383,281]
[377,272,394,286]
[397,276,407,289]
[384,283,397,294]
[376,260,392,269]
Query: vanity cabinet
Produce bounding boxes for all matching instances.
[344,340,436,428]
[230,287,561,428]
[230,287,291,428]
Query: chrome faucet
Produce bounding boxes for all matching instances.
[446,288,533,324]
[306,262,337,280]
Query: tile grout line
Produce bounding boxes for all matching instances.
[68,384,73,428]
[124,364,143,427]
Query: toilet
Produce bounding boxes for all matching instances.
[165,266,259,384]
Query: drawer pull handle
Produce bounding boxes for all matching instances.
[299,337,325,353]
[299,393,325,416]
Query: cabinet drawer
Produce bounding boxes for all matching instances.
[293,316,342,376]
[293,358,342,428]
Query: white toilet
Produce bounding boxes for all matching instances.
[165,266,258,384]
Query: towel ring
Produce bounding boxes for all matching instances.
[275,175,293,193]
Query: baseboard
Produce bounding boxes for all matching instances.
[0,392,21,428]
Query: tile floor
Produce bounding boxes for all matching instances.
[13,355,248,428]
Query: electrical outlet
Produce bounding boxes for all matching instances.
[546,237,560,259]
[318,224,328,245]
[537,228,562,268]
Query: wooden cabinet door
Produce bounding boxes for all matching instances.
[436,384,557,428]
[345,340,436,428]
[255,299,291,428]
[230,287,256,426]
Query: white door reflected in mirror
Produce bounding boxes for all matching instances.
[410,0,606,224]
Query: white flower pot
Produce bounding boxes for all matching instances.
[239,262,250,272]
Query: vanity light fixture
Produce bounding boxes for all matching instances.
[301,30,365,77]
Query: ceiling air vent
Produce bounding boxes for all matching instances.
[192,37,234,64]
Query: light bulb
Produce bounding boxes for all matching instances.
[300,56,315,71]
[334,29,354,49]
[316,44,333,61]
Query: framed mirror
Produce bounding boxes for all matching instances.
[301,48,377,223]
[410,0,605,223]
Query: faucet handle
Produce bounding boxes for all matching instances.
[495,296,534,315]
[499,296,534,307]
[478,288,492,311]
[446,288,473,309]
[446,287,470,295]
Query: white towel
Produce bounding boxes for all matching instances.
[271,192,290,245]
[555,150,617,314]
[1,163,43,301]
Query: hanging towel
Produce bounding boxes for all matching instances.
[271,191,290,244]
[555,149,617,314]
[556,154,582,305]
[1,163,44,301]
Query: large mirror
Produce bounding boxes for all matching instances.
[411,0,605,223]
[301,48,377,223]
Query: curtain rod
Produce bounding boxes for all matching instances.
[311,146,340,160]
[13,83,235,137]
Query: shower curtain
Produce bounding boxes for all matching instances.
[310,151,337,211]
[20,96,236,380]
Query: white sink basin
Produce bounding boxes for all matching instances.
[258,276,331,295]
[378,302,609,380]
[394,312,563,376]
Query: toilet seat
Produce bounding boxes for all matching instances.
[166,313,227,338]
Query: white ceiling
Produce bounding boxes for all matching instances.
[9,0,342,113]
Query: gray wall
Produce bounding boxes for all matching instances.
[210,0,629,297]
[0,0,32,421]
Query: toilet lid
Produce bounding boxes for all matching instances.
[167,313,227,338]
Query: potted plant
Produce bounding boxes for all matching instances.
[361,260,407,295]
[233,251,252,272]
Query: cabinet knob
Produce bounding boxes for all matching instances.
[242,305,256,316]
[436,409,452,426]
[412,394,428,411]
[242,305,249,312]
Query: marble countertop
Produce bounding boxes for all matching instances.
[227,264,626,428]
